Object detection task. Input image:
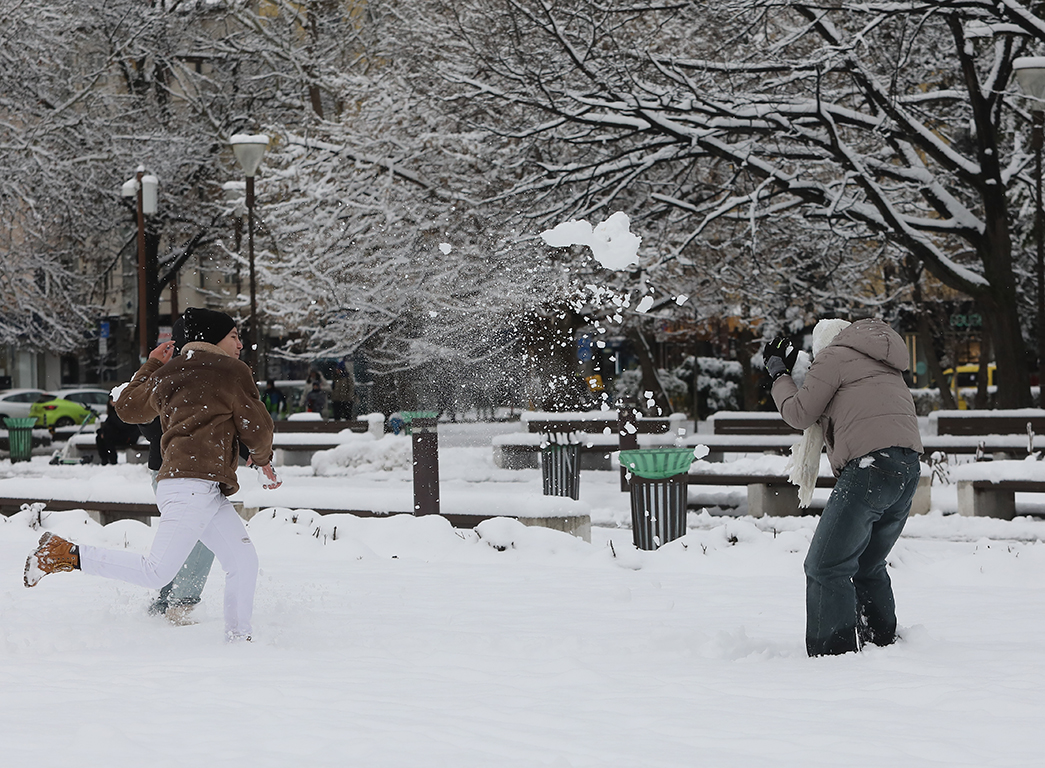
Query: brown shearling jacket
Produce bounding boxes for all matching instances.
[114,342,274,495]
[771,319,923,476]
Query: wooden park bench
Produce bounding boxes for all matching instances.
[922,409,1045,461]
[684,471,931,518]
[930,408,1045,437]
[273,415,384,436]
[64,414,387,467]
[522,411,680,436]
[707,411,802,436]
[494,411,686,469]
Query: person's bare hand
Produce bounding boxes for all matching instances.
[257,463,281,490]
[149,341,175,364]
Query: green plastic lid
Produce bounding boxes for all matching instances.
[400,411,438,422]
[618,448,698,479]
[3,417,38,429]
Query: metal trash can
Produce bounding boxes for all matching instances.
[618,448,698,550]
[5,417,37,464]
[400,410,438,436]
[541,432,581,500]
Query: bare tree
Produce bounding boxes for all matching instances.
[407,0,1045,407]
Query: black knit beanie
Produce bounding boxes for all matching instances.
[182,307,236,346]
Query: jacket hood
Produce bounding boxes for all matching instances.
[812,319,851,358]
[830,318,909,371]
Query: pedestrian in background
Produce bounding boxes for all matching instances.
[95,396,140,465]
[305,380,327,416]
[331,362,356,420]
[262,379,287,419]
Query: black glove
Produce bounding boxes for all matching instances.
[763,336,799,380]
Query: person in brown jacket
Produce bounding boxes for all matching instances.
[24,308,280,642]
[765,317,923,657]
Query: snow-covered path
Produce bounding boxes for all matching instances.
[2,427,1045,766]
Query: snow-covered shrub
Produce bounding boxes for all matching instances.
[612,356,742,415]
[311,434,412,475]
[909,388,941,416]
[694,357,742,414]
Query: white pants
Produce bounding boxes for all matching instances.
[80,478,258,639]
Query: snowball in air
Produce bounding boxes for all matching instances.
[540,211,641,271]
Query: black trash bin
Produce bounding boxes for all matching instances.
[541,432,581,500]
[619,448,698,550]
[5,417,37,464]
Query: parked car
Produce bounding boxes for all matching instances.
[942,363,997,390]
[0,389,48,424]
[940,363,998,410]
[30,394,102,428]
[52,388,111,409]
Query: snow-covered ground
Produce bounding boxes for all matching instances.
[3,423,1045,767]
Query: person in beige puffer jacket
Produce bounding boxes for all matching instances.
[766,318,923,657]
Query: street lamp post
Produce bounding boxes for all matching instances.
[230,134,269,372]
[1015,59,1045,405]
[121,167,159,362]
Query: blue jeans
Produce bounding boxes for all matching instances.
[148,540,215,613]
[804,446,921,656]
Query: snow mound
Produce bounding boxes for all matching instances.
[311,434,412,475]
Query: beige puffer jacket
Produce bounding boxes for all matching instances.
[772,319,923,476]
[114,342,274,495]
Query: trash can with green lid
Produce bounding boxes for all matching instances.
[5,417,37,464]
[400,411,438,436]
[618,448,698,550]
[541,432,581,500]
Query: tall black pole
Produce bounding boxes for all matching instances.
[246,174,258,373]
[135,170,148,363]
[1036,111,1045,406]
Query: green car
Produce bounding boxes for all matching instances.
[29,395,99,428]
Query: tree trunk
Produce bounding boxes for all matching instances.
[974,326,992,410]
[917,315,956,411]
[690,352,701,421]
[626,327,671,416]
[979,296,1032,409]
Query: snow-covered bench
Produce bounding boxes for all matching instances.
[951,459,1045,519]
[521,410,681,435]
[930,408,1045,437]
[65,430,373,467]
[493,431,682,470]
[707,411,801,436]
[684,459,931,518]
[495,411,686,469]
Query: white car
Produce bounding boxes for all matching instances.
[53,388,111,409]
[0,389,49,422]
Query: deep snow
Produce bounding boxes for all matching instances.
[2,421,1045,767]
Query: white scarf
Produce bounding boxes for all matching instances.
[786,319,851,507]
